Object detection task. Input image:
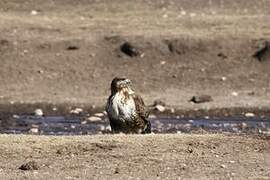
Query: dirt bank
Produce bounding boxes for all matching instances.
[0,0,270,113]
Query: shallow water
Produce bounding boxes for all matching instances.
[0,115,269,135]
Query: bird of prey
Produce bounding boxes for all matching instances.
[106,77,151,134]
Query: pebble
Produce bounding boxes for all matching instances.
[31,10,38,15]
[71,125,76,129]
[81,120,87,125]
[34,109,43,116]
[220,164,226,168]
[94,113,104,117]
[88,116,102,122]
[190,95,213,103]
[170,108,175,113]
[221,76,227,81]
[155,105,166,112]
[231,92,238,96]
[70,108,83,114]
[245,112,255,118]
[19,161,39,171]
[160,61,166,65]
[13,114,20,119]
[241,122,248,129]
[28,125,39,134]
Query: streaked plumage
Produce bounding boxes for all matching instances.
[106,77,151,134]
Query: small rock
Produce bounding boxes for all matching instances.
[66,45,79,50]
[160,61,166,65]
[247,91,255,96]
[217,53,227,59]
[52,107,57,111]
[186,148,193,153]
[253,41,270,62]
[19,161,39,171]
[31,10,38,15]
[13,114,20,119]
[28,127,39,134]
[34,109,43,116]
[114,167,120,174]
[94,113,104,117]
[221,76,227,81]
[220,164,226,168]
[70,108,83,114]
[88,116,102,122]
[37,70,44,74]
[241,122,247,129]
[245,112,255,118]
[120,42,141,57]
[81,120,87,125]
[154,105,166,112]
[71,125,76,129]
[190,95,213,103]
[231,92,238,97]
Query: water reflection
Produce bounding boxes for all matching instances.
[0,115,269,135]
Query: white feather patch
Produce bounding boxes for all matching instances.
[107,90,136,122]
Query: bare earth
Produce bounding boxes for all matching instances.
[0,134,269,180]
[0,1,270,179]
[0,0,270,110]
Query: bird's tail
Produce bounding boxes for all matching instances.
[143,120,151,134]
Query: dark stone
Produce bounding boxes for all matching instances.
[120,42,140,57]
[114,167,120,174]
[19,161,39,171]
[253,41,270,62]
[66,45,79,50]
[190,95,213,103]
[217,52,227,59]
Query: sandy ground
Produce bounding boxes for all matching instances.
[0,134,269,180]
[0,1,270,179]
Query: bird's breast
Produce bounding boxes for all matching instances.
[109,93,136,121]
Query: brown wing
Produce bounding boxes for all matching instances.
[132,94,149,120]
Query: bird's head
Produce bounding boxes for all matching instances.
[110,77,133,94]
